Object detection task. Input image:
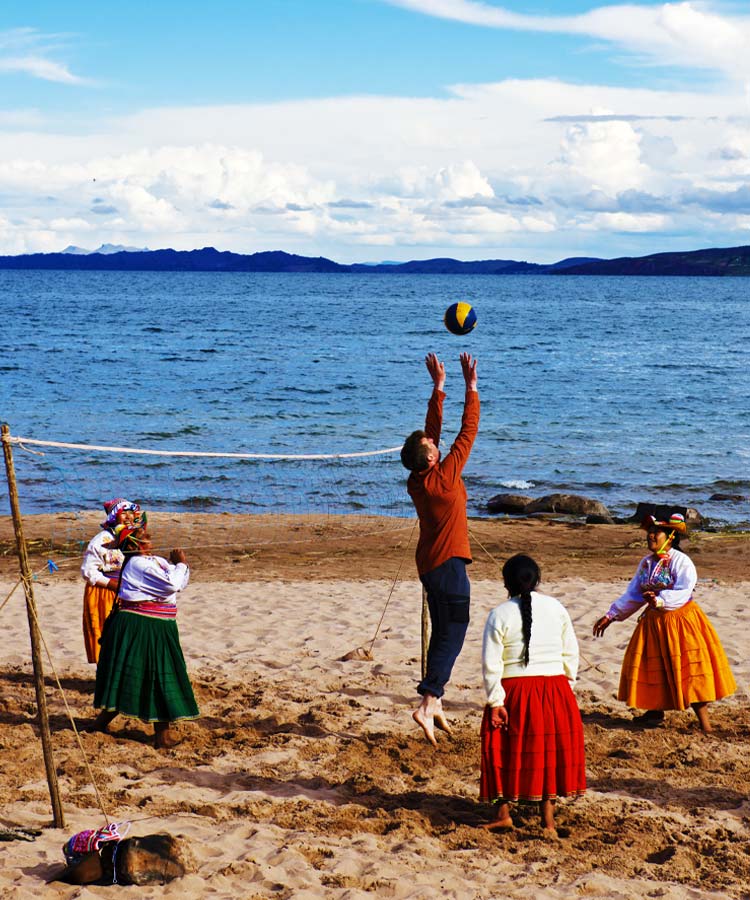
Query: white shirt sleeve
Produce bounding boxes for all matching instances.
[605,558,648,621]
[482,608,507,707]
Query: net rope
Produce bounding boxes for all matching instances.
[6,434,402,460]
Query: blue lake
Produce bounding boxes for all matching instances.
[1,270,748,526]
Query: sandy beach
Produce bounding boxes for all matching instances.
[1,512,749,898]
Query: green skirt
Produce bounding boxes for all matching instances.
[94,610,199,723]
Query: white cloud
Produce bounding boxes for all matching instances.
[584,211,669,232]
[0,28,88,84]
[0,75,748,258]
[382,160,493,200]
[552,116,650,194]
[384,1,750,81]
[0,56,86,84]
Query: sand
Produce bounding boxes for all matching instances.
[0,513,749,899]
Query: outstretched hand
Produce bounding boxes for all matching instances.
[170,548,188,565]
[425,352,446,390]
[460,352,478,391]
[592,615,611,637]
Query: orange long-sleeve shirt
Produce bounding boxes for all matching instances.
[407,388,480,576]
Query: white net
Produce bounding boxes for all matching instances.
[1,431,414,578]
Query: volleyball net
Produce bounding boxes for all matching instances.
[0,427,414,577]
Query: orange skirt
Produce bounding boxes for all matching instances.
[480,675,586,803]
[618,601,736,711]
[83,583,116,664]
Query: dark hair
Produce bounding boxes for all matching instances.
[502,554,541,667]
[400,430,430,471]
[647,526,683,551]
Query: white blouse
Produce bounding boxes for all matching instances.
[119,555,190,605]
[80,530,123,588]
[605,549,696,621]
[482,591,580,708]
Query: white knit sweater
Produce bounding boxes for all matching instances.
[482,590,580,708]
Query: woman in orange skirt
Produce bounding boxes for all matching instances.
[80,499,139,663]
[593,513,735,733]
[480,554,586,836]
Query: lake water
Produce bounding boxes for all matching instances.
[1,270,749,527]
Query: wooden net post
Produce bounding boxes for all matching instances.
[1,424,65,828]
[420,585,429,681]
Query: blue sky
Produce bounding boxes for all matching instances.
[1,1,749,261]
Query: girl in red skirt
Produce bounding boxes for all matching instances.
[480,554,586,836]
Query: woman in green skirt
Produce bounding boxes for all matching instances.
[90,524,199,749]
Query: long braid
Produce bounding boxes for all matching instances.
[519,590,533,667]
[502,553,541,669]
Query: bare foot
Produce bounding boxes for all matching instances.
[412,708,438,747]
[692,703,713,734]
[434,712,452,735]
[479,817,514,832]
[541,827,560,841]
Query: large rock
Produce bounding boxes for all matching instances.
[486,493,534,514]
[524,493,613,520]
[631,502,704,529]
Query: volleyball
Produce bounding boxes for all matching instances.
[444,302,477,335]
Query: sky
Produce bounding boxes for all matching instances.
[1,0,749,263]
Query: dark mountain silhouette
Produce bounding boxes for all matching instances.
[0,244,747,275]
[0,247,595,274]
[557,245,750,276]
[349,257,543,274]
[0,247,347,273]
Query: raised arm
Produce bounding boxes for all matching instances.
[425,352,445,391]
[437,354,480,482]
[423,352,445,444]
[460,351,477,392]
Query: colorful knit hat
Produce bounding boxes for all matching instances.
[641,512,688,534]
[114,524,148,551]
[101,498,140,530]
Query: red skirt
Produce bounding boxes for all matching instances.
[480,675,586,803]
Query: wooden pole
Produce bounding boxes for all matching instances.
[421,586,430,681]
[1,424,65,828]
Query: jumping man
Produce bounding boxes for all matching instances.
[400,352,479,746]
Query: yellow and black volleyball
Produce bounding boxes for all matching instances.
[444,302,477,335]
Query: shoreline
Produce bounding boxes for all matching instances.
[2,510,750,584]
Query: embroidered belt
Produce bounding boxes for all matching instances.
[120,599,177,619]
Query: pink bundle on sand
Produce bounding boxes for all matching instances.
[62,821,131,866]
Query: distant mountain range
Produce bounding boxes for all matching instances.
[556,245,750,276]
[0,244,748,275]
[62,243,148,255]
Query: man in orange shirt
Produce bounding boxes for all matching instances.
[400,351,479,746]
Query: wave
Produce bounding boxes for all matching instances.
[138,425,204,440]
